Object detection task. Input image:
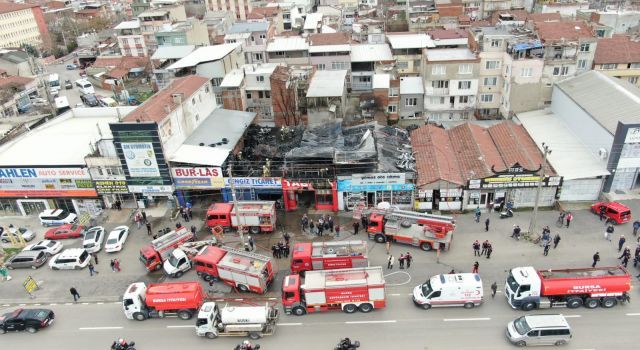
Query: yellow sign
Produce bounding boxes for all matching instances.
[23,276,38,293]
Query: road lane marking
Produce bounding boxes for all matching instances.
[81,303,89,305]
[234,299,244,301]
[626,313,640,316]
[268,297,277,300]
[34,303,41,306]
[561,315,581,318]
[79,326,123,330]
[49,303,57,306]
[18,304,26,306]
[113,302,120,304]
[391,293,401,296]
[2,304,9,306]
[167,325,195,328]
[345,320,397,324]
[443,318,491,322]
[278,323,303,326]
[97,302,104,305]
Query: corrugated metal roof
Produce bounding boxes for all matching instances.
[267,37,309,52]
[373,74,390,89]
[114,20,140,30]
[400,77,424,95]
[308,44,350,53]
[306,70,348,97]
[518,109,610,180]
[167,43,241,70]
[228,22,269,33]
[151,45,196,60]
[387,34,435,49]
[304,13,323,30]
[555,71,640,135]
[220,69,244,88]
[426,48,476,61]
[350,44,393,62]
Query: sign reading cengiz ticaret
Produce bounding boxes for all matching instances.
[121,142,160,177]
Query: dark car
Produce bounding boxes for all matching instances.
[80,93,99,107]
[0,308,55,334]
[64,79,72,89]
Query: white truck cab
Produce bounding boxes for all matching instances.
[164,249,192,278]
[413,273,483,309]
[196,302,277,340]
[122,282,147,320]
[504,267,541,309]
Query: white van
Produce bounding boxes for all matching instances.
[413,273,483,309]
[49,248,91,270]
[39,209,78,227]
[75,79,95,94]
[506,314,572,347]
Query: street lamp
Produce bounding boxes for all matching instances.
[528,143,552,234]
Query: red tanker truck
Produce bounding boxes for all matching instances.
[122,281,205,321]
[505,266,631,311]
[282,266,386,316]
[290,240,369,275]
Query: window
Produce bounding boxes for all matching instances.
[561,66,569,76]
[629,76,639,84]
[405,98,417,106]
[458,81,471,89]
[388,105,397,113]
[552,67,560,76]
[259,34,266,39]
[359,76,371,83]
[258,91,264,98]
[246,92,252,99]
[520,68,532,77]
[629,63,640,69]
[265,91,270,98]
[192,98,196,105]
[483,77,497,86]
[485,60,500,69]
[579,43,590,52]
[602,63,616,70]
[317,63,325,70]
[389,87,399,97]
[480,94,493,103]
[577,59,588,69]
[458,96,469,103]
[253,53,263,61]
[211,78,223,87]
[490,39,501,48]
[432,65,446,75]
[332,62,348,70]
[458,64,472,74]
[432,80,449,88]
[397,61,409,69]
[256,75,264,82]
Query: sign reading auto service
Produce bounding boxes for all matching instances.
[171,167,224,189]
[0,167,97,197]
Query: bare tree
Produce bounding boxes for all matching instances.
[271,67,303,126]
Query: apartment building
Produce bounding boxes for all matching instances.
[156,18,210,47]
[266,36,309,65]
[398,76,425,123]
[247,6,285,34]
[208,0,253,20]
[225,22,273,64]
[387,33,434,76]
[138,5,188,53]
[593,36,640,88]
[423,48,479,122]
[308,33,351,71]
[0,3,48,49]
[350,43,393,91]
[534,20,596,103]
[115,20,148,57]
[243,63,279,125]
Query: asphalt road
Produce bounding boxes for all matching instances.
[44,63,114,107]
[1,293,638,350]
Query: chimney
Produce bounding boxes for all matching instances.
[172,93,184,105]
[164,104,171,113]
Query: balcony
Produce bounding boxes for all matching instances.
[425,86,450,95]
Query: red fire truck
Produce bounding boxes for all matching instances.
[290,240,369,274]
[365,208,455,251]
[282,266,386,316]
[205,201,277,234]
[139,227,195,271]
[505,266,631,310]
[194,246,274,294]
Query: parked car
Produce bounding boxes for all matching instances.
[64,79,72,89]
[80,93,99,107]
[4,250,48,270]
[48,248,91,270]
[82,226,105,253]
[0,308,55,334]
[591,201,632,225]
[23,240,63,256]
[30,97,48,106]
[44,224,85,240]
[39,209,77,227]
[104,226,129,253]
[65,64,78,70]
[1,226,35,243]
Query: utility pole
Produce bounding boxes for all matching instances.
[528,143,552,234]
[227,164,245,246]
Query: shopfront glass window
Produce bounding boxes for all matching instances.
[393,191,413,204]
[316,189,333,204]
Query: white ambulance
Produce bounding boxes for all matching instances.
[412,273,483,309]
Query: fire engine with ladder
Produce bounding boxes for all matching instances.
[359,206,455,252]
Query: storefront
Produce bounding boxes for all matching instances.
[465,164,562,209]
[415,188,463,212]
[0,167,102,216]
[93,180,132,210]
[221,177,283,203]
[337,173,414,211]
[171,167,225,207]
[282,179,338,212]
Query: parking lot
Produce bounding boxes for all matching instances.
[44,63,114,108]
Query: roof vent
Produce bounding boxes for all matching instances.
[209,144,216,147]
[199,142,205,146]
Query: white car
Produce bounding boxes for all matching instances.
[23,240,63,256]
[1,227,36,243]
[49,248,91,270]
[104,226,129,253]
[82,226,105,253]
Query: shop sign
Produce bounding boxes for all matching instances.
[351,173,405,186]
[94,180,129,194]
[0,167,97,198]
[282,179,314,190]
[625,127,640,144]
[225,177,282,188]
[440,188,463,197]
[122,142,160,177]
[468,175,561,189]
[171,167,224,189]
[128,185,174,194]
[338,179,414,192]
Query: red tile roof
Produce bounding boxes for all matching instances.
[535,21,594,43]
[436,4,463,17]
[0,75,34,89]
[528,12,561,23]
[123,76,210,123]
[0,2,36,14]
[93,56,149,69]
[411,121,553,187]
[309,32,350,46]
[490,10,529,25]
[594,37,640,64]
[427,28,468,40]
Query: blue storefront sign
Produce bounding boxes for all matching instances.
[224,177,282,188]
[338,179,414,192]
